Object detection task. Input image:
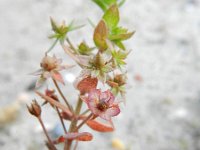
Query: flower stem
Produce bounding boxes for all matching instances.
[76,113,93,130]
[66,37,78,54]
[38,116,57,150]
[46,38,59,54]
[65,97,83,150]
[79,109,90,116]
[55,107,67,133]
[52,79,73,112]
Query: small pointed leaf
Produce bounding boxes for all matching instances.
[103,4,119,30]
[93,20,108,51]
[109,31,135,41]
[86,120,114,132]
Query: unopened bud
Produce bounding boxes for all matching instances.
[45,89,58,101]
[27,99,41,117]
[114,74,127,86]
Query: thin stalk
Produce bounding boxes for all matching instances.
[76,113,93,130]
[66,38,78,54]
[73,141,78,150]
[52,79,72,112]
[65,97,83,150]
[38,117,57,150]
[79,109,90,116]
[61,43,80,64]
[46,38,59,54]
[55,107,67,133]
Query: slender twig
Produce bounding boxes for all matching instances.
[66,38,78,54]
[73,141,78,150]
[61,43,80,64]
[76,113,93,130]
[79,109,90,116]
[52,79,73,112]
[55,107,67,133]
[46,38,59,54]
[65,97,83,150]
[38,117,57,150]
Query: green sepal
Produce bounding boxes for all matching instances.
[103,4,119,30]
[78,42,94,55]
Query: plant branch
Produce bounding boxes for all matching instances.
[38,117,57,150]
[79,109,90,116]
[52,79,73,113]
[76,113,93,130]
[55,107,67,133]
[46,38,59,54]
[65,97,83,150]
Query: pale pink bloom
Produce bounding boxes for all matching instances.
[81,89,120,121]
[33,55,74,87]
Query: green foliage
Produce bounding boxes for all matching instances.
[103,4,119,30]
[88,52,113,81]
[93,4,134,50]
[93,20,109,52]
[111,49,129,68]
[110,27,135,41]
[49,18,84,43]
[92,0,126,11]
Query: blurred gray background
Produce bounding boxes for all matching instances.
[0,0,200,150]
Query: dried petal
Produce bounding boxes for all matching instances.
[27,100,41,117]
[36,91,72,117]
[54,132,93,143]
[86,120,114,132]
[76,76,98,94]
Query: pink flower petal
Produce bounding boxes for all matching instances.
[80,95,89,103]
[100,90,110,102]
[88,101,101,115]
[88,89,101,103]
[98,112,111,121]
[101,90,115,104]
[106,106,120,117]
[51,70,65,84]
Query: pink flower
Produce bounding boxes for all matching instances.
[81,89,120,121]
[33,55,73,87]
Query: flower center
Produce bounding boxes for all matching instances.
[97,101,109,111]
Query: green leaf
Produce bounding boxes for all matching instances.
[50,17,59,33]
[113,40,125,50]
[92,0,117,11]
[104,0,117,5]
[103,4,119,30]
[109,31,135,40]
[112,50,129,68]
[93,20,108,51]
[92,0,107,11]
[112,26,128,34]
[118,0,126,7]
